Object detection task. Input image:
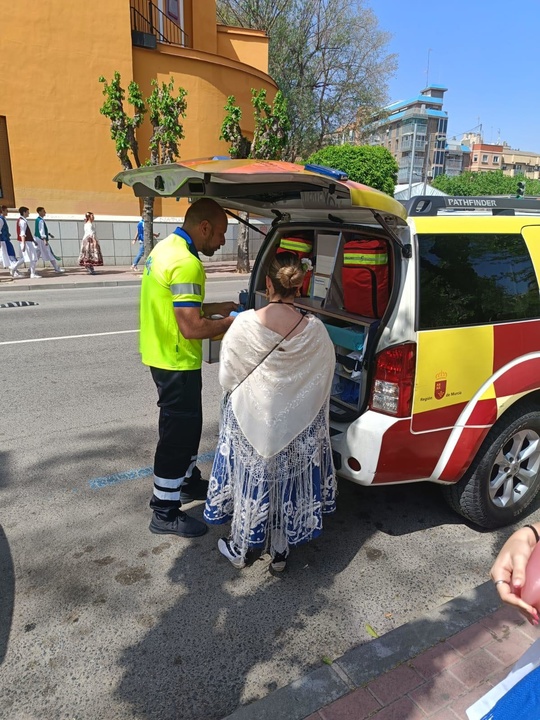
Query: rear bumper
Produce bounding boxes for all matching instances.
[330,410,400,485]
[330,409,449,486]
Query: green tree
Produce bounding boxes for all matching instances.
[220,95,251,159]
[99,73,187,260]
[220,89,290,161]
[432,170,540,197]
[98,71,146,170]
[217,0,396,159]
[220,90,290,271]
[307,144,398,195]
[251,89,290,160]
[147,78,188,165]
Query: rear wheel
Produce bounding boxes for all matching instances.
[442,401,540,528]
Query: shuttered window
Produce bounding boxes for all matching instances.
[0,117,15,207]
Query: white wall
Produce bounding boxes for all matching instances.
[4,215,268,267]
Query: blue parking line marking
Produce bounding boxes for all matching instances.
[89,451,216,490]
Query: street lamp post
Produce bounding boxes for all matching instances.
[407,121,418,200]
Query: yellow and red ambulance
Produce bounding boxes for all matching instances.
[115,160,540,528]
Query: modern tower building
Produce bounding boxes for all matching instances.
[369,85,450,185]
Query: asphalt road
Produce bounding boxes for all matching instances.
[0,282,537,720]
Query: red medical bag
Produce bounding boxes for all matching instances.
[342,238,389,317]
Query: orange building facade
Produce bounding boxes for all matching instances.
[0,0,276,216]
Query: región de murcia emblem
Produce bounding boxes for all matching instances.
[434,371,447,400]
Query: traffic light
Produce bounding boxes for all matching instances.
[516,181,526,199]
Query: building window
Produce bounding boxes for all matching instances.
[473,155,478,162]
[167,0,179,20]
[0,117,15,207]
[493,156,499,164]
[482,154,489,163]
[418,233,540,329]
[516,165,522,171]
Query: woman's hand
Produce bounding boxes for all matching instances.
[490,527,540,625]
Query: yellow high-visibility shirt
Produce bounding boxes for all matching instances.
[139,228,205,370]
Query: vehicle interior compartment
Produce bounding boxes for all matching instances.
[252,224,395,422]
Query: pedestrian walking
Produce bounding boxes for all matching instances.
[204,251,336,571]
[16,207,40,279]
[131,216,159,272]
[34,207,65,273]
[140,198,237,538]
[0,206,24,277]
[78,212,103,274]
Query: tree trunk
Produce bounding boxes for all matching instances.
[143,196,155,262]
[236,211,250,273]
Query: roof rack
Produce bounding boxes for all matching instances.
[402,195,540,216]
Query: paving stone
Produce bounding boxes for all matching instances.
[319,688,381,720]
[368,696,426,720]
[448,649,504,689]
[409,671,467,716]
[447,623,496,656]
[486,664,513,688]
[485,630,533,666]
[425,709,459,720]
[479,607,526,637]
[516,621,538,641]
[409,642,461,680]
[447,680,494,719]
[367,663,424,706]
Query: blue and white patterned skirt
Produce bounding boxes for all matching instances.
[204,401,336,557]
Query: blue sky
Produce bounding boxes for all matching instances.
[370,0,540,152]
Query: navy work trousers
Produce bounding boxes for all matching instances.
[149,367,203,521]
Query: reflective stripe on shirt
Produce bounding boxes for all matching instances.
[170,283,202,296]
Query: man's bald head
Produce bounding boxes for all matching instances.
[184,198,227,230]
[183,198,228,257]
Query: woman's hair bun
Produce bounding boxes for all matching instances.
[268,250,307,297]
[276,264,303,289]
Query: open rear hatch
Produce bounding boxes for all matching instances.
[113,159,408,226]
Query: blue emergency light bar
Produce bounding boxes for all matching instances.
[304,163,349,181]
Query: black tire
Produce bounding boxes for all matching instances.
[442,400,540,529]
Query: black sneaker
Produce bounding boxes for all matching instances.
[179,477,209,504]
[270,551,288,572]
[149,511,208,538]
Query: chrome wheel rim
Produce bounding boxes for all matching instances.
[489,429,540,509]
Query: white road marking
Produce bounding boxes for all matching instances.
[0,329,139,346]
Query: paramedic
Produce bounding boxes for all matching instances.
[140,198,237,539]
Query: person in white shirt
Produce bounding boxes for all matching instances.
[16,207,40,279]
[34,207,65,273]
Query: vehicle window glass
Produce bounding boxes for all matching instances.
[418,233,540,329]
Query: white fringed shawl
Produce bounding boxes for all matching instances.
[218,309,335,458]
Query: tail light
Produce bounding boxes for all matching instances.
[370,343,416,417]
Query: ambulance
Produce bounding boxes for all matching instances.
[115,159,540,529]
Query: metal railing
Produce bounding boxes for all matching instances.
[130,0,189,46]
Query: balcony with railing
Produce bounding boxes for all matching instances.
[401,135,427,152]
[130,0,189,48]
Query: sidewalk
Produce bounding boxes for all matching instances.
[224,581,536,720]
[0,262,241,292]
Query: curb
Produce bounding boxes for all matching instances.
[0,271,245,292]
[0,280,142,292]
[223,581,502,720]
